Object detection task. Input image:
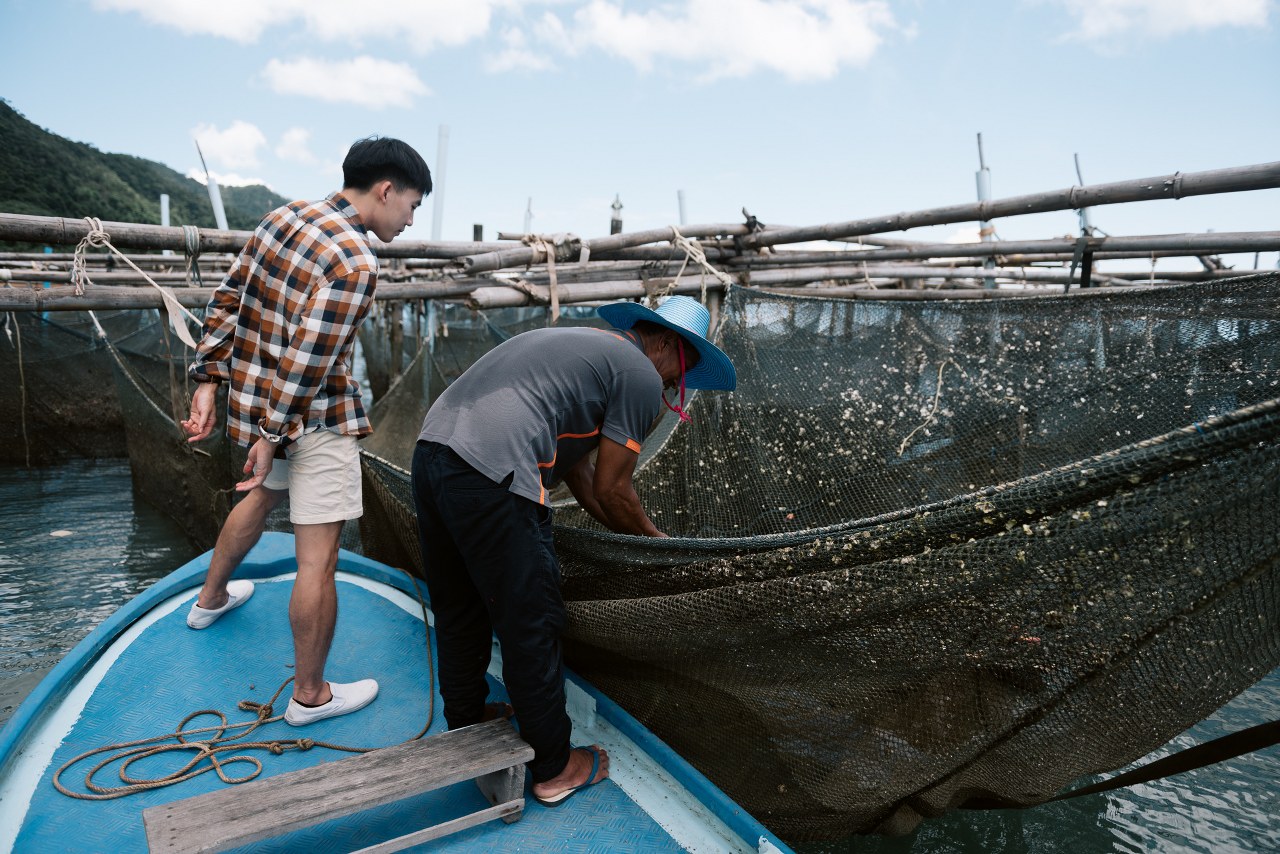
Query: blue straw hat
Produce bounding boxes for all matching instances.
[597,295,736,391]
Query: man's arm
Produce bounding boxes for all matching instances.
[563,454,611,527]
[589,436,667,537]
[188,251,250,386]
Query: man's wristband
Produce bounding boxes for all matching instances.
[259,425,286,445]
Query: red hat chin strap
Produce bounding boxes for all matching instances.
[662,338,692,424]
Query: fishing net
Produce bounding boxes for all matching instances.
[0,311,150,464]
[98,312,243,549]
[359,273,1280,841]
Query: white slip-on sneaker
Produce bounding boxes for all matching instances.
[186,580,255,630]
[284,680,379,726]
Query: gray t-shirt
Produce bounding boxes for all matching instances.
[418,326,662,505]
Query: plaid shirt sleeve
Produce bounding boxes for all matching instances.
[188,248,251,384]
[259,259,376,443]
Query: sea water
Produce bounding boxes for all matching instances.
[1,458,1276,853]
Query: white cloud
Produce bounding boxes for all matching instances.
[191,120,267,170]
[93,1,900,82]
[300,0,496,53]
[558,0,899,82]
[91,0,303,44]
[485,27,556,72]
[1050,0,1272,41]
[276,127,319,165]
[185,167,272,188]
[261,57,430,109]
[93,0,511,50]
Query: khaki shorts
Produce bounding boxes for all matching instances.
[262,429,362,525]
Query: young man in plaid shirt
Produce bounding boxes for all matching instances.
[182,136,430,726]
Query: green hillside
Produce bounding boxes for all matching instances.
[0,100,289,230]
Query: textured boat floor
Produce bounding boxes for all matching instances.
[16,576,680,852]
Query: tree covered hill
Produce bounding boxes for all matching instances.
[0,99,289,230]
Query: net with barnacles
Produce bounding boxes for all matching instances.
[359,274,1280,841]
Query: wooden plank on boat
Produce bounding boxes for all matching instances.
[142,718,533,854]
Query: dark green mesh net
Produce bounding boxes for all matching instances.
[359,274,1280,841]
[0,310,166,463]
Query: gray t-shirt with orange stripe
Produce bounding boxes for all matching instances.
[417,326,662,505]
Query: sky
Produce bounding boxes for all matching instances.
[1,0,1277,272]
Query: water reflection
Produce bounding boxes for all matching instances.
[0,459,196,679]
[797,670,1279,853]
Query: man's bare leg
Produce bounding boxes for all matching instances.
[289,520,344,705]
[195,487,287,609]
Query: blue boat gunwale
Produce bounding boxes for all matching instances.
[0,532,789,854]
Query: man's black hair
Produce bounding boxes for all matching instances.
[342,136,432,195]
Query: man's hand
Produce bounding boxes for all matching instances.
[182,383,219,442]
[237,438,275,492]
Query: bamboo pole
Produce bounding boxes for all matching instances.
[753,283,1192,301]
[0,279,490,311]
[747,162,1280,248]
[0,269,199,284]
[0,214,252,252]
[0,251,233,265]
[727,231,1280,266]
[0,213,524,259]
[0,286,214,311]
[459,224,753,275]
[741,264,1134,287]
[466,276,722,309]
[7,261,1246,312]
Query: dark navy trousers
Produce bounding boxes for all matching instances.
[411,440,571,783]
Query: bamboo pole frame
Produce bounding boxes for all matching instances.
[744,162,1280,248]
[727,231,1280,266]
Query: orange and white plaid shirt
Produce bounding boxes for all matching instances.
[188,192,378,449]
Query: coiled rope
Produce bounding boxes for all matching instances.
[53,568,437,800]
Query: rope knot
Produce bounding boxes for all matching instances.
[182,225,204,287]
[268,743,285,755]
[237,700,274,720]
[297,738,315,751]
[71,217,109,295]
[65,216,201,347]
[659,225,735,306]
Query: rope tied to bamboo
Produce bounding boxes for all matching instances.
[655,225,736,307]
[182,224,205,288]
[521,233,580,325]
[71,217,202,348]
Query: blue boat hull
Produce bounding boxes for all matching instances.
[0,533,790,853]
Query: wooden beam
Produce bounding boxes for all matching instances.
[755,282,1194,300]
[142,718,533,854]
[728,231,1280,266]
[0,213,524,259]
[748,162,1280,247]
[459,223,753,275]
